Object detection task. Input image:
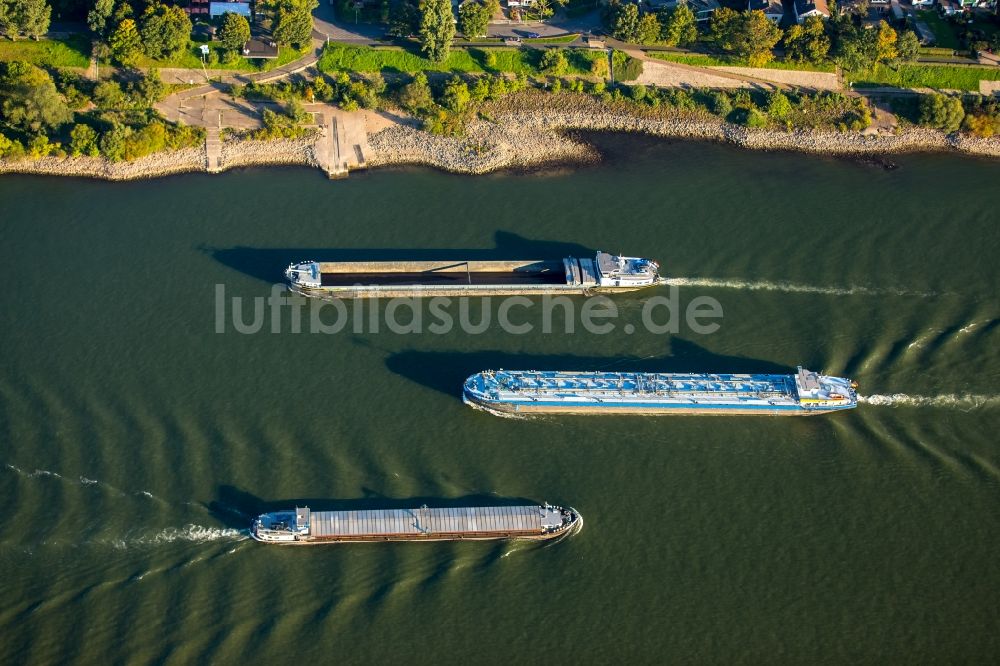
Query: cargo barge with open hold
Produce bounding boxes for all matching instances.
[463,367,858,416]
[285,251,662,298]
[251,503,582,545]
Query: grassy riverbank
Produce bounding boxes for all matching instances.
[649,52,836,74]
[317,42,604,76]
[0,36,90,68]
[846,62,1000,91]
[125,44,310,72]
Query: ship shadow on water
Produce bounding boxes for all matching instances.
[204,231,595,284]
[384,338,792,399]
[205,485,541,530]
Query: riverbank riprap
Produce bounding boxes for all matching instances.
[2,92,998,180]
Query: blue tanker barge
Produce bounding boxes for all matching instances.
[463,367,858,416]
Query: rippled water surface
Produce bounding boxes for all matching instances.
[1,137,998,663]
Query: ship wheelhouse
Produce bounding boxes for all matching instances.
[594,251,660,288]
[793,367,857,409]
[285,261,321,288]
[251,508,310,542]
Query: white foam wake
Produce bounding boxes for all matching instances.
[859,394,1000,409]
[145,525,249,544]
[665,277,932,297]
[463,398,531,420]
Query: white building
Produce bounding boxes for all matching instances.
[653,0,721,22]
[794,0,830,23]
[747,0,785,23]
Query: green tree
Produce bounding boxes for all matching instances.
[874,20,897,63]
[784,16,830,64]
[136,68,167,105]
[894,30,919,64]
[99,122,128,160]
[470,76,490,101]
[273,0,317,48]
[69,123,100,156]
[87,0,114,35]
[0,61,71,134]
[2,0,52,40]
[93,79,128,109]
[918,93,965,131]
[962,109,999,138]
[529,0,559,20]
[659,5,697,48]
[109,18,142,66]
[709,7,738,47]
[711,9,782,67]
[766,90,792,119]
[27,133,56,157]
[457,0,496,39]
[399,71,434,113]
[711,90,732,116]
[744,108,768,128]
[219,11,251,53]
[636,12,660,46]
[111,0,131,23]
[440,75,470,111]
[0,1,16,39]
[740,11,782,67]
[539,48,567,75]
[418,0,455,62]
[835,25,876,72]
[611,49,643,81]
[387,0,420,38]
[0,132,25,158]
[836,19,903,71]
[140,2,192,59]
[610,1,640,43]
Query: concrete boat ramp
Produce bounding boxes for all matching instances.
[311,107,369,179]
[157,91,370,177]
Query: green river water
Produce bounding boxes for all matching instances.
[1,136,998,664]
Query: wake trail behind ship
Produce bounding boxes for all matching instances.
[859,394,1000,409]
[107,526,251,550]
[665,277,935,297]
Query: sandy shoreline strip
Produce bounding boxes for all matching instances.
[3,94,998,180]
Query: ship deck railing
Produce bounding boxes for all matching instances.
[496,378,795,396]
[496,387,792,398]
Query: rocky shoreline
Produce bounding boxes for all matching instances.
[0,146,208,180]
[2,94,998,180]
[218,136,318,171]
[0,137,319,180]
[368,94,1000,174]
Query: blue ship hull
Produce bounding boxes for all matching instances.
[463,369,858,417]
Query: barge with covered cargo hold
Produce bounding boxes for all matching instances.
[251,503,581,545]
[285,251,662,298]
